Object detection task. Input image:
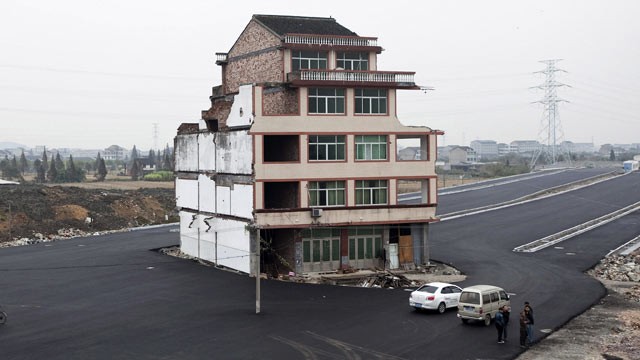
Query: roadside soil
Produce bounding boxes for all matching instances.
[0,182,177,243]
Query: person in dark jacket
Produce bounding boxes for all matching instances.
[519,310,529,348]
[502,305,511,341]
[495,307,506,343]
[524,302,535,344]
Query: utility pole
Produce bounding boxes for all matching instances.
[531,59,570,169]
[253,227,261,314]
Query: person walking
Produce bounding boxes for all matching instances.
[519,310,529,348]
[502,305,511,341]
[524,302,535,344]
[495,307,506,344]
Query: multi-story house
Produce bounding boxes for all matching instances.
[469,140,498,160]
[449,146,477,165]
[174,15,442,275]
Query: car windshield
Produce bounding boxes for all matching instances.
[459,291,480,304]
[416,285,437,293]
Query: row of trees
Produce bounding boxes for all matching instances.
[1,145,175,183]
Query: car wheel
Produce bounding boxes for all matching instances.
[437,302,446,314]
[484,314,491,326]
[461,318,468,324]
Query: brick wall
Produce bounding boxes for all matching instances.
[224,20,283,94]
[202,99,232,129]
[263,87,299,115]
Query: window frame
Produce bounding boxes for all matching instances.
[336,52,369,70]
[355,179,388,205]
[355,135,388,161]
[308,88,345,114]
[308,180,346,207]
[308,135,346,162]
[355,89,388,115]
[291,50,328,71]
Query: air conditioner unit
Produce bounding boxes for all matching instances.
[311,208,323,218]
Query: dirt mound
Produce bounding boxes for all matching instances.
[0,184,177,242]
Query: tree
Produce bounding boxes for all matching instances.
[130,159,141,180]
[19,151,28,174]
[66,155,85,182]
[54,153,67,182]
[94,152,102,174]
[36,163,46,183]
[610,149,616,161]
[46,159,58,183]
[96,158,107,181]
[148,149,156,167]
[41,148,48,173]
[130,145,138,161]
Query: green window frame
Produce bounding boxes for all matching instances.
[355,180,388,205]
[292,50,327,71]
[336,52,369,70]
[308,135,345,161]
[355,135,387,160]
[309,181,346,207]
[355,89,387,114]
[308,88,345,114]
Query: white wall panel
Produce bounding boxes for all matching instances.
[179,210,199,257]
[198,133,216,171]
[198,174,216,213]
[231,184,254,220]
[227,84,254,128]
[215,217,251,274]
[216,131,252,175]
[175,134,199,172]
[198,215,217,262]
[176,178,199,210]
[217,185,231,215]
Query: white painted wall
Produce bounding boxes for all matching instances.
[179,210,199,256]
[231,184,253,220]
[198,133,216,171]
[198,174,216,213]
[175,133,199,172]
[227,84,254,128]
[216,130,253,174]
[216,185,231,215]
[213,217,251,274]
[176,178,198,210]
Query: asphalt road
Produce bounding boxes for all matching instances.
[1,171,639,360]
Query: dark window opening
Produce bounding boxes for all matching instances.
[264,182,299,209]
[263,135,299,162]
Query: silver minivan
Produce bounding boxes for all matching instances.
[457,285,510,326]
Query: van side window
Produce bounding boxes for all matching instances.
[499,290,509,300]
[490,292,499,303]
[482,294,490,304]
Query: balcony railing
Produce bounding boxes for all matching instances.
[215,52,228,64]
[284,34,378,47]
[288,70,416,87]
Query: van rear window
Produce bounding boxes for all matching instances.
[460,292,480,304]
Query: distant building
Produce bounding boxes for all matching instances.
[449,146,477,165]
[102,145,127,161]
[470,140,498,160]
[497,143,511,156]
[510,140,542,154]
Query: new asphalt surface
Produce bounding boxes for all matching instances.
[1,169,639,359]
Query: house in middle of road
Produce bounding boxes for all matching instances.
[174,14,442,276]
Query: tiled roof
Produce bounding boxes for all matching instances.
[253,14,356,37]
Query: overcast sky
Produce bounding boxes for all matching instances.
[1,0,639,151]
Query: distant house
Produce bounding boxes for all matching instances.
[510,140,541,154]
[103,145,127,161]
[470,140,498,160]
[449,146,477,165]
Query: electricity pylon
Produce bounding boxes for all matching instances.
[530,59,570,169]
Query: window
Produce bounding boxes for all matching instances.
[355,180,388,205]
[309,181,346,206]
[337,52,369,70]
[308,88,345,114]
[292,51,327,70]
[355,89,387,114]
[355,135,387,160]
[308,135,345,161]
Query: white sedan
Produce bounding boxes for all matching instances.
[409,282,463,314]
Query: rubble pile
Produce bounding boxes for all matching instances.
[593,252,640,282]
[357,271,418,288]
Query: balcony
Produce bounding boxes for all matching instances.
[284,34,378,48]
[215,52,228,65]
[288,70,418,89]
